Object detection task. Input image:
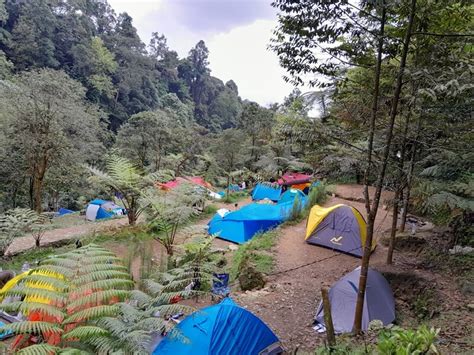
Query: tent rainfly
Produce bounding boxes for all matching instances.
[85,199,123,221]
[305,204,375,257]
[153,298,282,355]
[314,267,395,333]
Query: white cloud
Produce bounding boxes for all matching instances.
[107,0,305,106]
[207,19,299,106]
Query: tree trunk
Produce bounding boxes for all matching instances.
[400,117,421,232]
[387,188,400,264]
[321,287,336,347]
[226,174,230,199]
[32,174,44,213]
[363,7,386,216]
[354,0,417,333]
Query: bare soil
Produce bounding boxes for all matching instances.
[231,189,473,353]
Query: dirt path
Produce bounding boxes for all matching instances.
[6,217,129,255]
[235,192,394,352]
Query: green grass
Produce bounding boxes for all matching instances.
[230,229,280,280]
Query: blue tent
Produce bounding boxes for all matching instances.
[278,188,307,205]
[251,183,282,202]
[85,199,123,221]
[57,208,75,216]
[153,298,281,355]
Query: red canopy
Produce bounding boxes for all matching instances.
[158,176,212,190]
[277,172,312,186]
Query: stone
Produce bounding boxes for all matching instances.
[228,244,239,251]
[461,281,474,296]
[467,304,474,312]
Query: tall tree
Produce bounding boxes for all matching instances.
[0,69,104,212]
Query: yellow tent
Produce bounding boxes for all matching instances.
[305,204,375,257]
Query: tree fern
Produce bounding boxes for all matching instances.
[16,344,62,355]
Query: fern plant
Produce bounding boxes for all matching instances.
[0,244,136,353]
[88,155,154,225]
[0,243,201,353]
[0,208,48,257]
[142,184,204,258]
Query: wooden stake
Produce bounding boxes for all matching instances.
[321,287,336,347]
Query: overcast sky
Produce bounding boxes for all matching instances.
[107,0,304,106]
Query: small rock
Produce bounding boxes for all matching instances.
[228,244,239,251]
[467,304,474,312]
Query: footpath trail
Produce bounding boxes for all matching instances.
[6,217,130,256]
[235,185,394,352]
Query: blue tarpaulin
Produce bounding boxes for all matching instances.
[153,298,280,355]
[251,183,282,201]
[208,192,307,244]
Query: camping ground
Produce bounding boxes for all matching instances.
[2,184,472,353]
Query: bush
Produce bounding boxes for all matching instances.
[377,325,439,354]
[287,195,304,222]
[306,181,330,210]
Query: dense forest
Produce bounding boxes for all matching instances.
[0,0,472,353]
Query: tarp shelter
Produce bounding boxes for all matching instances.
[158,176,213,190]
[314,267,395,333]
[208,192,306,244]
[251,183,282,202]
[277,172,312,186]
[208,203,290,243]
[305,204,374,257]
[153,298,282,355]
[85,199,123,221]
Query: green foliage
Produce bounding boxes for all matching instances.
[287,195,304,222]
[88,155,153,225]
[377,325,440,355]
[142,184,204,256]
[230,230,279,280]
[306,182,330,210]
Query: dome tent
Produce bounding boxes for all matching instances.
[314,267,395,333]
[305,204,375,257]
[153,298,282,355]
[85,199,123,221]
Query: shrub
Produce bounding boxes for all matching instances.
[377,325,440,354]
[306,181,330,211]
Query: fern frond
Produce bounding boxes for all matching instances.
[34,265,73,279]
[141,279,164,296]
[62,326,109,340]
[77,255,122,265]
[0,321,63,335]
[130,290,153,307]
[0,302,65,320]
[147,304,195,318]
[67,290,130,311]
[95,317,128,338]
[132,317,166,333]
[16,343,62,355]
[40,257,78,269]
[81,335,118,354]
[63,305,120,324]
[78,263,128,274]
[73,271,131,285]
[5,287,67,305]
[22,274,70,292]
[74,279,134,294]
